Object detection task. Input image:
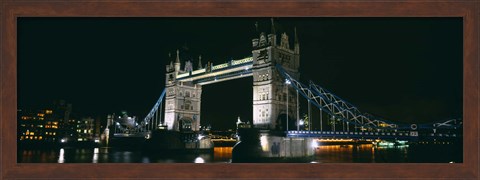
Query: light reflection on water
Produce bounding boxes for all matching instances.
[57,148,65,163]
[92,148,99,163]
[20,147,233,163]
[194,157,205,163]
[19,144,460,163]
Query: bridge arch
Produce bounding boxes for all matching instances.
[276,113,297,131]
[178,117,194,132]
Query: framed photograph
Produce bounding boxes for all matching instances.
[2,1,478,179]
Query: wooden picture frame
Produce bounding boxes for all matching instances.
[1,1,478,179]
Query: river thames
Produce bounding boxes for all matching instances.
[18,143,461,163]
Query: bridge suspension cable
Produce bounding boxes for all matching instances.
[143,88,167,131]
[308,80,405,129]
[276,64,461,131]
[276,64,378,130]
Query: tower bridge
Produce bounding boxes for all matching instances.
[118,20,462,144]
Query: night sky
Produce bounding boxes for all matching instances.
[18,18,462,130]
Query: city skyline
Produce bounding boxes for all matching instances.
[18,17,462,130]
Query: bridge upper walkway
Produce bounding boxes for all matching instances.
[176,57,253,85]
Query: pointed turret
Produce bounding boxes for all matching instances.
[174,49,181,72]
[294,27,300,54]
[268,18,277,46]
[169,52,173,66]
[270,18,276,35]
[166,52,174,72]
[198,55,203,69]
[175,49,180,64]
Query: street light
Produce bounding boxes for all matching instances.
[115,122,120,133]
[197,134,205,141]
[299,119,305,126]
[285,79,291,132]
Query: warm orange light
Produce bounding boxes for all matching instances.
[45,110,53,114]
[37,113,44,117]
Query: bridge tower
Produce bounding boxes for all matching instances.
[164,50,202,131]
[252,20,300,130]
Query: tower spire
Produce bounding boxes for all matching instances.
[294,26,298,44]
[174,49,181,72]
[198,55,202,69]
[294,27,300,54]
[175,49,180,64]
[270,18,276,35]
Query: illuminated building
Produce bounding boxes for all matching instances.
[18,109,57,143]
[76,117,95,142]
[18,100,73,144]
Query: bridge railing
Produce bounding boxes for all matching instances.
[287,130,460,140]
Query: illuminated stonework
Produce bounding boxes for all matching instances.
[164,50,202,131]
[251,27,300,130]
[164,83,202,131]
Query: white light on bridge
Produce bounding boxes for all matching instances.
[260,135,269,151]
[198,135,205,141]
[285,79,291,85]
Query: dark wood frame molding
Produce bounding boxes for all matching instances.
[1,1,478,179]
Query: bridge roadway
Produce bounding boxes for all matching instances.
[287,130,460,141]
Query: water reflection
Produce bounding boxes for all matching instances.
[57,148,65,163]
[92,148,99,163]
[194,157,205,163]
[19,144,461,163]
[213,147,232,162]
[141,157,150,163]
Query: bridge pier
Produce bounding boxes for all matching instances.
[232,128,315,163]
